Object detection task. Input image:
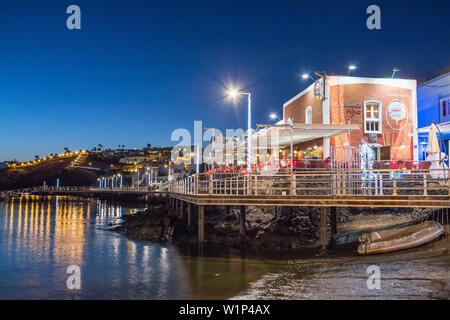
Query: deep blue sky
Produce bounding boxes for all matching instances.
[0,0,448,161]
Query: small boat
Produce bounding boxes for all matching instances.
[358,221,444,255]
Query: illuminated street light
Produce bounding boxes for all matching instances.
[348,65,356,76]
[269,113,279,121]
[226,87,252,172]
[301,74,316,82]
[392,67,401,78]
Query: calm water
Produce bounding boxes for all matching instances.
[0,196,278,299]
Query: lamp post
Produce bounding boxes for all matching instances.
[269,113,279,121]
[348,65,356,76]
[392,67,401,78]
[226,89,252,172]
[302,74,316,82]
[257,122,294,172]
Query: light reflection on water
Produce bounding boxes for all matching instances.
[0,196,276,299]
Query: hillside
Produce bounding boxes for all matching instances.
[0,157,100,190]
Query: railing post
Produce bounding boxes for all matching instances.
[290,172,296,196]
[336,171,341,196]
[342,171,347,196]
[209,174,213,195]
[392,170,398,196]
[254,175,258,196]
[447,169,450,196]
[374,173,378,196]
[424,172,428,196]
[195,175,199,194]
[379,173,383,196]
[246,174,251,196]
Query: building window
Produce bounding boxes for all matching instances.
[440,97,450,123]
[364,101,382,134]
[305,106,312,124]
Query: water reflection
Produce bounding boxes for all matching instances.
[0,197,277,299]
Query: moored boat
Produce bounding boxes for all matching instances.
[358,221,444,255]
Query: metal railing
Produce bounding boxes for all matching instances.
[169,168,450,198]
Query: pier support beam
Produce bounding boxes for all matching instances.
[179,200,184,218]
[240,206,246,236]
[329,207,337,248]
[198,205,205,243]
[187,203,192,227]
[320,207,328,250]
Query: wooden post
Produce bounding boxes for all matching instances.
[393,171,398,196]
[209,174,213,194]
[424,173,428,196]
[198,205,205,243]
[329,207,337,248]
[226,206,230,215]
[290,173,296,196]
[379,173,383,196]
[447,169,450,196]
[179,200,184,218]
[341,172,347,196]
[187,203,192,227]
[336,172,341,196]
[240,206,246,236]
[320,207,328,250]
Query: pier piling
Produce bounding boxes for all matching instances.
[198,205,205,243]
[320,207,328,250]
[187,203,192,227]
[240,206,246,237]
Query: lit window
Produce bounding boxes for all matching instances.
[305,106,312,124]
[364,101,382,134]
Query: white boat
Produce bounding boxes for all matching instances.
[358,221,444,255]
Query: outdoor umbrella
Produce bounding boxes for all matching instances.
[426,123,448,179]
[427,123,440,155]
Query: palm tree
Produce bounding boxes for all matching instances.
[98,144,103,151]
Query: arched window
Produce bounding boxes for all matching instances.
[305,106,312,124]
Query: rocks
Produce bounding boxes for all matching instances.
[115,203,431,253]
[115,206,186,243]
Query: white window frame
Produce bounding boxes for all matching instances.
[305,106,312,124]
[364,100,382,134]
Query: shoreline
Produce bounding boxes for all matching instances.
[232,234,450,300]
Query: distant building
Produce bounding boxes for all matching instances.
[417,72,450,160]
[0,162,7,169]
[119,156,156,164]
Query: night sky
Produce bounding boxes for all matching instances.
[0,0,448,161]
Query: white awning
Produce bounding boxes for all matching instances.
[253,123,360,147]
[418,121,450,134]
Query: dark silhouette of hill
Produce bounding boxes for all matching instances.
[0,158,100,190]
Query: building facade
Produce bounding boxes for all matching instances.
[282,75,418,162]
[417,72,450,160]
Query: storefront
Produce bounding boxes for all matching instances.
[282,75,419,163]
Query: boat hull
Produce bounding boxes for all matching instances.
[358,221,444,255]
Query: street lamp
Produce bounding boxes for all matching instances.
[348,65,356,76]
[269,113,279,121]
[226,87,252,172]
[392,67,401,78]
[302,74,315,82]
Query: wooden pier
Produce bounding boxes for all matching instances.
[2,168,450,249]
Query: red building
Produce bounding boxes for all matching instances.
[280,75,418,164]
